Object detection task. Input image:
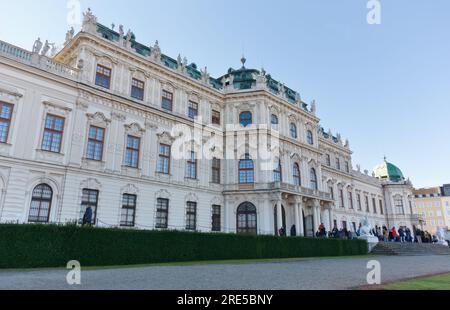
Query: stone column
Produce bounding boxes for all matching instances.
[298,202,305,237]
[329,207,334,231]
[313,200,320,235]
[276,200,282,236]
[294,203,300,236]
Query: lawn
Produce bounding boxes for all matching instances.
[381,273,450,290]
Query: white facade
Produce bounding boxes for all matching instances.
[0,10,421,236]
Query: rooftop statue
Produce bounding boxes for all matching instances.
[82,8,98,33]
[32,37,43,54]
[151,40,161,62]
[65,27,75,45]
[40,40,50,56]
[119,25,124,37]
[201,66,210,84]
[310,100,316,115]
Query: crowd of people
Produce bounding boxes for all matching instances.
[300,223,440,244]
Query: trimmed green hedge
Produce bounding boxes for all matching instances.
[0,224,367,268]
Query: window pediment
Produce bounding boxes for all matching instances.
[87,112,111,127]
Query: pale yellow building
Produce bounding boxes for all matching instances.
[414,185,450,234]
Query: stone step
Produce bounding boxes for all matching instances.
[372,242,450,256]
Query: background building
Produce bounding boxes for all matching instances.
[414,185,450,234]
[0,10,421,236]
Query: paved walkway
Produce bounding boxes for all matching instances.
[1,255,450,290]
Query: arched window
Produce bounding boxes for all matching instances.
[310,168,317,190]
[270,114,278,130]
[307,130,314,145]
[236,202,257,234]
[28,184,53,223]
[239,111,252,127]
[293,163,301,186]
[239,154,254,184]
[273,160,282,182]
[290,123,297,139]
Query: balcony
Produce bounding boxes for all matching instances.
[0,40,79,80]
[223,182,333,201]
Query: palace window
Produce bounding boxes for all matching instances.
[289,123,297,139]
[339,189,344,208]
[188,101,198,119]
[273,160,282,182]
[326,154,331,166]
[0,102,13,143]
[348,191,354,209]
[394,196,405,215]
[239,111,252,127]
[357,194,362,211]
[131,78,144,100]
[271,114,279,130]
[95,64,111,89]
[306,130,314,145]
[157,144,171,174]
[86,126,105,161]
[329,186,334,200]
[345,161,350,173]
[186,201,197,231]
[161,90,173,111]
[239,154,254,184]
[365,196,370,212]
[236,202,257,235]
[42,114,65,153]
[379,199,384,215]
[293,163,301,186]
[212,205,221,232]
[155,198,169,229]
[125,135,140,168]
[310,168,317,190]
[186,151,197,179]
[28,184,53,223]
[79,189,99,225]
[336,157,341,170]
[212,110,221,125]
[120,194,136,227]
[211,157,221,184]
[372,198,377,214]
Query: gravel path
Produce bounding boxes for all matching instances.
[1,255,450,290]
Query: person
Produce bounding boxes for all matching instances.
[331,225,339,238]
[278,227,286,237]
[82,206,93,226]
[398,227,405,243]
[290,224,296,237]
[415,228,422,243]
[383,226,389,242]
[318,223,326,237]
[391,227,399,242]
[405,227,412,243]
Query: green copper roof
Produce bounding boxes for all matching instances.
[373,158,405,182]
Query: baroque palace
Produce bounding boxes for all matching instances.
[0,10,421,236]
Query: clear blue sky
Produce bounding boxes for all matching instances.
[1,0,449,188]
